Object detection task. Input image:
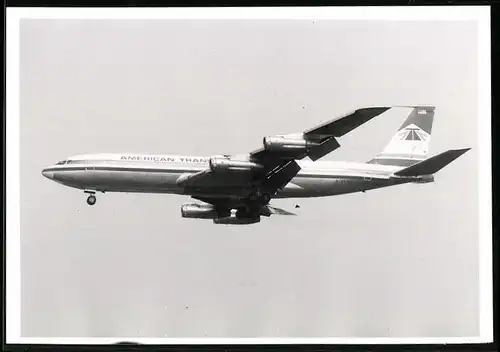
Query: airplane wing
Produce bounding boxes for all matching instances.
[177,107,390,203]
[250,106,390,162]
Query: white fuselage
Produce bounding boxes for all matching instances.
[42,153,416,199]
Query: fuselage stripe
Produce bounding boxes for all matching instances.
[46,166,391,180]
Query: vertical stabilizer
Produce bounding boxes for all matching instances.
[369,106,435,167]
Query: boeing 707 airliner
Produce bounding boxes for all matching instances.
[42,106,470,224]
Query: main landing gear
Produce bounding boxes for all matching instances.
[84,191,97,206]
[248,191,271,205]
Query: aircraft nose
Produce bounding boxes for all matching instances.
[42,168,54,180]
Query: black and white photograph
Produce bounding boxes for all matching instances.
[6,6,492,344]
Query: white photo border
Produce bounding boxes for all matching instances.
[6,5,492,344]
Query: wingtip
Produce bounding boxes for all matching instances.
[391,105,436,111]
[358,106,391,112]
[445,147,471,159]
[456,147,472,154]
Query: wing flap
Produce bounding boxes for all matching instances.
[307,136,341,161]
[260,205,297,217]
[261,160,301,193]
[178,159,301,201]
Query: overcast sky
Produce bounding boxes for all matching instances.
[19,18,479,338]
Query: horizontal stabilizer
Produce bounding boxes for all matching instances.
[394,148,470,177]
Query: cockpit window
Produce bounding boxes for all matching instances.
[66,160,84,164]
[56,161,67,165]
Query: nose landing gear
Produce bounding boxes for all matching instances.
[84,190,97,206]
[87,195,97,206]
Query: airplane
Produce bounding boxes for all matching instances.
[42,106,470,225]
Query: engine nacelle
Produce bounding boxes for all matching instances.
[181,203,218,219]
[209,157,263,173]
[213,215,261,225]
[412,175,435,184]
[263,136,319,153]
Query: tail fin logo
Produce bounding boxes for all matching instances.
[396,124,430,142]
[368,106,434,166]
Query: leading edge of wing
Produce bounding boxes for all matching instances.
[304,106,391,139]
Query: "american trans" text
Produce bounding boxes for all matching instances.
[121,156,209,163]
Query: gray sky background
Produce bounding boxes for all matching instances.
[20,19,479,338]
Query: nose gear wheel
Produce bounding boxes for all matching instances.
[87,195,96,206]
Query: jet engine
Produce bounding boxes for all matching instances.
[181,203,218,219]
[209,157,263,173]
[263,136,319,153]
[213,215,261,225]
